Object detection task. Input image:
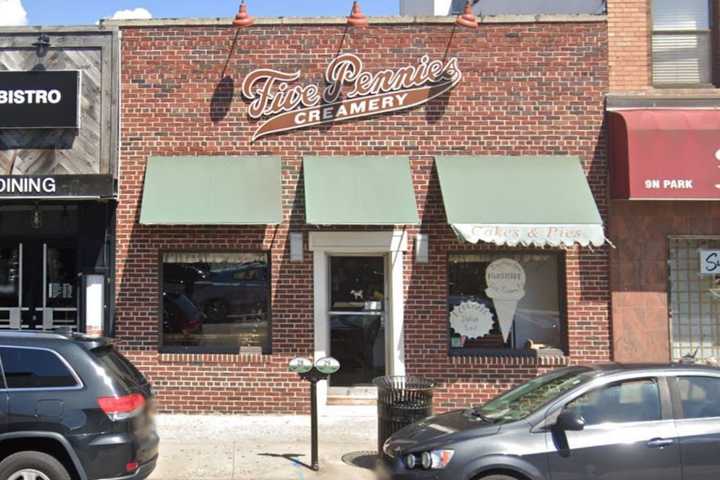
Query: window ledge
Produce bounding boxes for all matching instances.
[450,354,570,367]
[607,91,720,109]
[158,351,270,365]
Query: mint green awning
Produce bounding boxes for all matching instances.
[436,156,605,247]
[140,156,282,225]
[304,156,419,225]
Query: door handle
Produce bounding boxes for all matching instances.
[647,438,674,448]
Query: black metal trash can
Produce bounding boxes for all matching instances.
[374,376,434,454]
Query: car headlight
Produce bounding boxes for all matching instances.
[404,450,454,470]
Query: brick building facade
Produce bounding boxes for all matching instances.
[111,15,610,414]
[607,0,720,364]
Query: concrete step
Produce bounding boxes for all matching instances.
[327,396,377,406]
[328,386,378,406]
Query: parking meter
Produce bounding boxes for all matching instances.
[289,356,341,471]
[288,357,313,374]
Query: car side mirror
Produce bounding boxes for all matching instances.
[555,409,585,431]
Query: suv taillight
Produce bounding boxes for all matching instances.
[97,394,145,421]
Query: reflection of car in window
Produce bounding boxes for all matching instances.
[163,264,206,295]
[162,261,268,325]
[163,292,204,335]
[190,262,268,324]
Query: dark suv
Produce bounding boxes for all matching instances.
[0,331,158,480]
[379,363,720,480]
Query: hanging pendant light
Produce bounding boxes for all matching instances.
[456,0,479,29]
[347,1,369,28]
[233,0,255,28]
[31,204,42,230]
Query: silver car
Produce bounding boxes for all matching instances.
[379,363,720,480]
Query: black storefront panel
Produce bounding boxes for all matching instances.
[0,175,114,198]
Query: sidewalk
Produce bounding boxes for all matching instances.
[149,406,378,480]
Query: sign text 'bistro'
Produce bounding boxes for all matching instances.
[241,54,462,141]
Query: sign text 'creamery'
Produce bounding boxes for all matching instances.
[241,54,461,141]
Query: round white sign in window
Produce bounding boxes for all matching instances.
[715,149,720,161]
[449,301,494,339]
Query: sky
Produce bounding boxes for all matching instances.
[0,0,400,26]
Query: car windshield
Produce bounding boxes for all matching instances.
[472,367,597,423]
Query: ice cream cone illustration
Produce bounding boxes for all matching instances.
[485,258,526,342]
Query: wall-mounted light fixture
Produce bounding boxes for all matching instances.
[347,1,369,28]
[456,0,479,29]
[415,233,429,264]
[32,33,51,57]
[290,232,304,262]
[233,0,255,28]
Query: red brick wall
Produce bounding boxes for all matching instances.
[607,0,651,91]
[117,20,610,414]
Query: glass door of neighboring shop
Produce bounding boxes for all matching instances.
[0,241,78,331]
[329,255,387,387]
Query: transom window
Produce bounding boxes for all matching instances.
[652,0,713,86]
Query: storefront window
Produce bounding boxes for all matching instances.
[161,252,270,354]
[669,238,720,362]
[448,252,565,356]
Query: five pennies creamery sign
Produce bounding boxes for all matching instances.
[241,54,461,141]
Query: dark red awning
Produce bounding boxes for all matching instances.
[608,109,720,200]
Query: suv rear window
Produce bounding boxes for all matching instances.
[0,346,79,389]
[91,346,147,388]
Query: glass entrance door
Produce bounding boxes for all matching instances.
[0,241,78,330]
[0,245,23,327]
[329,256,386,386]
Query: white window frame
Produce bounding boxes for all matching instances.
[309,230,408,408]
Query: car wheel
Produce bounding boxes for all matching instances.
[0,451,70,480]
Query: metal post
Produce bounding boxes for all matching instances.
[289,356,339,473]
[310,379,319,471]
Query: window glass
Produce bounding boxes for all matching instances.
[474,367,595,423]
[162,252,270,353]
[568,379,661,426]
[652,0,709,31]
[0,247,19,308]
[669,239,720,361]
[651,0,712,85]
[91,346,147,389]
[677,376,720,419]
[448,253,564,354]
[330,257,385,312]
[0,347,78,389]
[329,256,386,387]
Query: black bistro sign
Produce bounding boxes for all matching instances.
[0,70,81,129]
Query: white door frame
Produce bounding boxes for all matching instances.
[309,230,408,406]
